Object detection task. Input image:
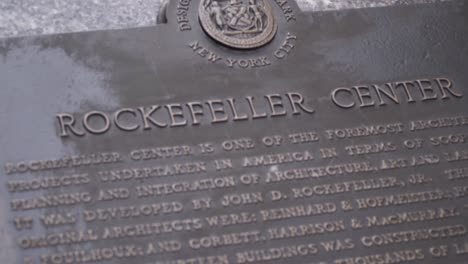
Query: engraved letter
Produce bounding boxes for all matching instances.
[138,105,167,129]
[373,83,400,105]
[56,113,85,137]
[331,88,355,109]
[114,108,139,131]
[286,92,315,114]
[436,78,463,99]
[246,96,268,119]
[189,41,201,51]
[226,98,249,121]
[187,102,205,125]
[265,94,287,117]
[166,104,188,127]
[83,111,111,134]
[416,79,438,101]
[206,100,229,123]
[353,86,375,107]
[395,81,416,103]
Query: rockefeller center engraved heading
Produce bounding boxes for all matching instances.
[56,78,462,137]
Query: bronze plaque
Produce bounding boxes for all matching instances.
[1,0,468,263]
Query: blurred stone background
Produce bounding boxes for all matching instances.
[0,0,451,38]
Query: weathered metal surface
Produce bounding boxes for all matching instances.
[0,1,467,264]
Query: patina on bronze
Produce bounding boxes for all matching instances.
[0,1,467,264]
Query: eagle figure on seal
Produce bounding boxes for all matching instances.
[203,0,266,34]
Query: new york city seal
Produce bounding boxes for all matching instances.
[199,0,278,49]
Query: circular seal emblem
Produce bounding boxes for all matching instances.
[199,0,278,49]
